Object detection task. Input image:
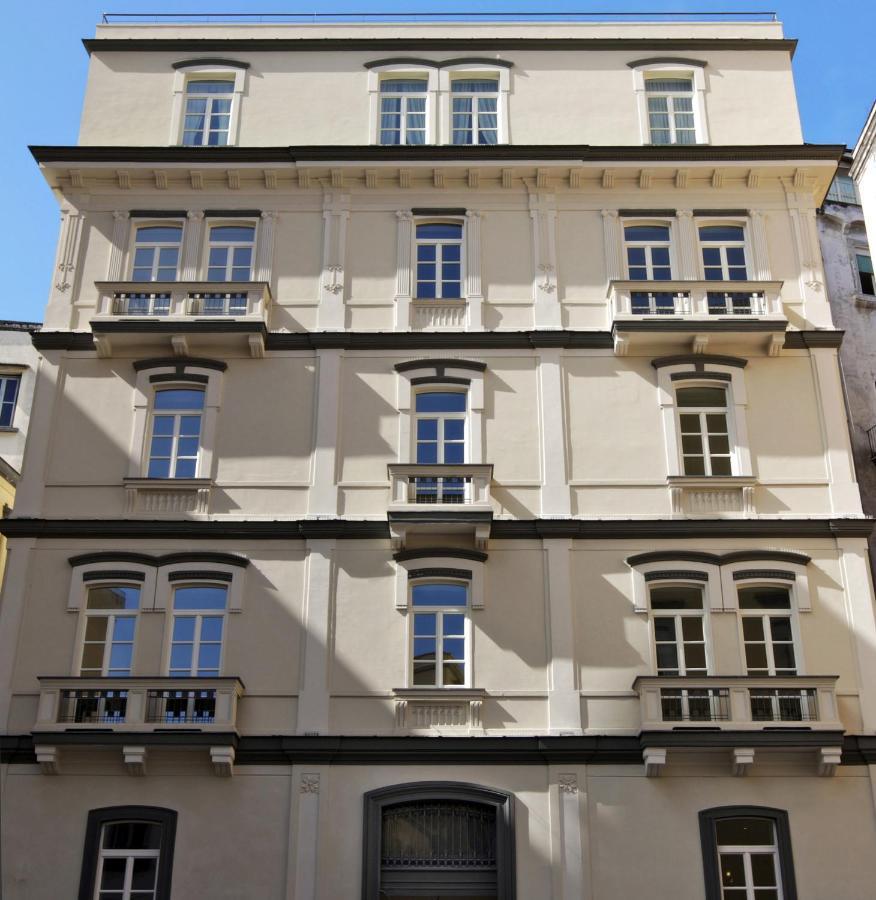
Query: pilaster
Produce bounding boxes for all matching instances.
[255,210,277,283]
[538,350,571,516]
[296,542,335,735]
[394,211,414,331]
[465,210,484,330]
[544,539,581,734]
[317,193,350,330]
[747,209,772,281]
[786,188,832,327]
[291,769,324,900]
[308,350,342,517]
[106,211,130,280]
[530,192,561,328]
[0,539,36,729]
[44,206,84,328]
[601,209,623,281]
[676,209,699,278]
[180,210,204,280]
[550,770,589,900]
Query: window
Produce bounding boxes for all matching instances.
[700,807,797,900]
[739,584,797,677]
[363,783,515,900]
[146,388,204,479]
[677,385,733,476]
[182,79,234,146]
[856,253,874,295]
[131,225,183,283]
[826,174,860,204]
[78,807,176,900]
[410,581,469,687]
[379,78,428,145]
[645,76,696,144]
[169,584,228,676]
[80,585,141,677]
[414,390,467,502]
[206,224,255,281]
[700,225,749,281]
[625,224,673,280]
[651,584,707,676]
[0,374,20,427]
[415,222,463,299]
[451,78,499,145]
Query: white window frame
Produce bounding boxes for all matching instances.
[407,578,472,689]
[413,219,466,301]
[163,581,230,677]
[204,219,258,282]
[413,386,469,465]
[0,372,21,429]
[394,552,486,611]
[655,361,752,479]
[675,381,736,477]
[76,581,142,678]
[170,64,246,147]
[632,62,709,145]
[648,580,712,676]
[622,219,676,280]
[95,826,162,900]
[144,384,206,480]
[733,578,804,677]
[715,826,784,899]
[395,361,485,467]
[855,247,874,296]
[128,220,185,283]
[368,65,438,145]
[697,219,751,281]
[128,362,224,482]
[440,65,510,146]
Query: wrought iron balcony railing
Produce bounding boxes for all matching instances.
[94,280,271,322]
[388,464,493,510]
[610,280,785,321]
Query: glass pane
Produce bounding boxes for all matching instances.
[197,643,221,671]
[81,643,105,671]
[187,79,234,93]
[681,617,704,640]
[745,645,769,671]
[170,644,193,670]
[716,818,775,846]
[153,389,204,411]
[700,225,745,242]
[174,459,196,478]
[683,457,706,476]
[108,644,133,672]
[651,586,703,610]
[655,644,678,671]
[84,616,109,641]
[442,638,465,660]
[147,459,170,479]
[443,443,464,464]
[451,79,499,93]
[103,821,162,850]
[443,662,466,685]
[772,644,796,671]
[412,583,467,607]
[684,644,706,670]
[210,226,255,243]
[719,853,746,886]
[413,613,436,635]
[710,457,732,476]
[739,586,791,609]
[413,638,436,660]
[769,617,793,641]
[200,617,224,641]
[172,616,196,641]
[653,617,676,641]
[413,662,436,685]
[442,244,461,262]
[677,387,726,408]
[380,79,428,93]
[99,858,126,890]
[173,586,228,610]
[112,617,136,641]
[751,854,777,885]
[415,392,466,413]
[131,857,158,890]
[444,419,465,441]
[742,617,765,640]
[137,226,182,243]
[416,443,438,464]
[443,613,465,635]
[87,586,140,610]
[417,223,462,240]
[681,435,704,454]
[624,225,670,242]
[645,78,693,92]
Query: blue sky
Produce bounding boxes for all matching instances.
[2,0,873,323]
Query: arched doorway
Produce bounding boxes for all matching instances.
[362,782,515,899]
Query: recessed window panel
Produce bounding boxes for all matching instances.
[677,386,726,408]
[625,225,671,242]
[415,392,466,413]
[738,586,792,610]
[173,585,228,610]
[412,583,467,607]
[650,585,703,610]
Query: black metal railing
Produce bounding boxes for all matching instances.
[660,688,730,722]
[145,689,217,724]
[749,688,818,722]
[410,476,471,504]
[58,689,128,724]
[706,291,766,315]
[187,293,248,316]
[112,292,171,316]
[630,291,691,315]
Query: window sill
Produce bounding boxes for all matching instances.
[667,476,756,517]
[392,688,486,733]
[123,478,213,517]
[854,293,876,308]
[0,425,18,433]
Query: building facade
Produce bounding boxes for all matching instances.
[2,15,876,899]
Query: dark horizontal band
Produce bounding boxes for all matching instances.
[395,359,488,372]
[410,375,470,386]
[628,550,811,567]
[172,58,250,70]
[69,551,250,568]
[133,356,228,372]
[167,570,234,582]
[82,570,147,583]
[32,330,843,353]
[364,57,514,69]
[129,210,187,218]
[732,568,796,581]
[644,569,709,582]
[395,547,489,563]
[408,567,472,581]
[627,56,707,68]
[653,353,748,369]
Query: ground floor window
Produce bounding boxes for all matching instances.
[78,807,176,900]
[363,782,515,898]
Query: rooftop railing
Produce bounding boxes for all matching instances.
[101,11,779,25]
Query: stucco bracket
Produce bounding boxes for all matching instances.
[818,746,842,776]
[211,745,235,777]
[35,744,59,775]
[643,747,666,776]
[123,745,147,776]
[732,747,754,776]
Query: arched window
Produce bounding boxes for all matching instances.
[630,60,709,145]
[363,782,515,899]
[379,77,429,145]
[146,387,206,479]
[699,806,796,900]
[415,221,464,299]
[78,806,177,900]
[676,384,733,476]
[450,76,500,145]
[410,579,470,688]
[130,224,183,284]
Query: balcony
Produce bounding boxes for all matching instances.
[609,280,787,355]
[634,675,841,732]
[90,280,272,358]
[387,464,493,548]
[32,677,244,775]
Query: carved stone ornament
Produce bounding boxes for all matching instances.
[300,774,321,794]
[558,774,578,794]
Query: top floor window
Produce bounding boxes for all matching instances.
[451,78,499,145]
[131,225,183,282]
[206,224,255,281]
[416,223,463,299]
[624,224,673,280]
[826,174,860,205]
[0,374,20,428]
[379,79,428,145]
[645,76,696,145]
[182,79,234,146]
[700,225,748,281]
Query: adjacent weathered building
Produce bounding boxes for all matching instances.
[2,15,876,899]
